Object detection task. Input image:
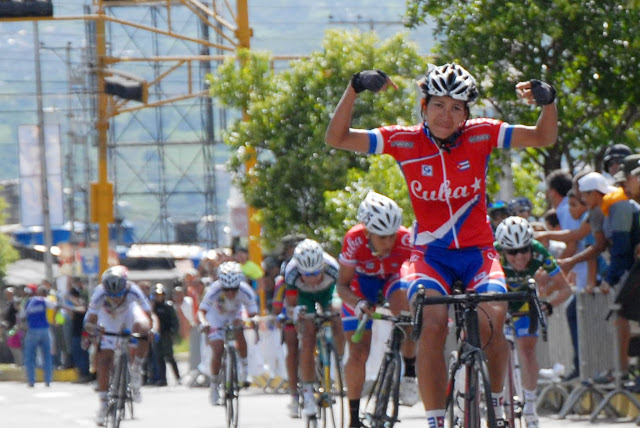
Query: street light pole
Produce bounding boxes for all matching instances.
[33,21,54,284]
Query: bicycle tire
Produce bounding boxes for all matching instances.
[126,370,134,422]
[469,352,497,428]
[225,347,240,428]
[322,344,346,428]
[446,351,463,428]
[115,353,128,426]
[504,347,522,428]
[368,353,401,428]
[107,352,125,428]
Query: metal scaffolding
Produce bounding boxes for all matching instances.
[94,1,238,247]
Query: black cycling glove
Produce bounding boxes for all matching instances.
[530,79,556,106]
[351,69,389,94]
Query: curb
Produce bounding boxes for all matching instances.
[0,364,78,382]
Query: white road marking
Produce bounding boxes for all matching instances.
[33,391,73,398]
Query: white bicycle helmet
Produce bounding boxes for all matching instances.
[217,261,245,290]
[495,216,534,250]
[101,265,128,297]
[357,191,403,235]
[293,239,324,274]
[418,63,478,103]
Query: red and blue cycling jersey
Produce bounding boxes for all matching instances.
[366,118,514,249]
[339,224,412,280]
[339,224,412,330]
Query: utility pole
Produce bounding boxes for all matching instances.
[93,0,114,274]
[235,0,261,266]
[33,22,54,284]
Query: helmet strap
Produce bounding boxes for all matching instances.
[423,122,463,153]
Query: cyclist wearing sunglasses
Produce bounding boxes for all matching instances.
[336,191,416,427]
[284,238,345,417]
[83,265,155,426]
[495,216,571,428]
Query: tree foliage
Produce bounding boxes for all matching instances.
[324,156,415,255]
[405,0,640,174]
[207,31,426,251]
[0,192,19,282]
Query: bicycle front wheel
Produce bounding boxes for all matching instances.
[116,354,129,425]
[504,348,522,428]
[465,353,496,428]
[107,353,126,428]
[320,344,346,428]
[367,353,401,428]
[224,347,240,428]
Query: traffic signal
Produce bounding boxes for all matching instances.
[104,71,148,103]
[0,0,53,18]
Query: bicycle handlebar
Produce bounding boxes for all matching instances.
[352,312,413,344]
[351,314,370,344]
[411,279,546,341]
[102,330,149,340]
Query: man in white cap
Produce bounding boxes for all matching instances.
[580,171,640,384]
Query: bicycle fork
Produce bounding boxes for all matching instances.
[317,327,333,406]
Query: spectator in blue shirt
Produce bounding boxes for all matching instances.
[21,284,58,387]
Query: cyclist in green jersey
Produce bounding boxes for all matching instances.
[495,216,571,428]
[284,238,345,417]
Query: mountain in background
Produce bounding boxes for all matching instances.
[0,1,435,244]
[0,2,435,183]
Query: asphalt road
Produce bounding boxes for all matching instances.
[1,376,637,428]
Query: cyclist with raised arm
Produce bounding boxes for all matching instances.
[284,238,345,418]
[83,265,155,426]
[337,191,416,427]
[325,63,558,427]
[197,261,258,406]
[495,216,571,428]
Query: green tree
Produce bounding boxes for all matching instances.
[0,190,19,282]
[207,30,426,251]
[405,0,640,175]
[324,156,415,255]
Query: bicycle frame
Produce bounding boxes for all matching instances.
[413,285,539,428]
[503,318,523,428]
[359,311,412,428]
[102,330,146,428]
[302,304,345,428]
[219,323,247,428]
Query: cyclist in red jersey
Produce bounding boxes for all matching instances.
[337,191,416,427]
[326,64,558,427]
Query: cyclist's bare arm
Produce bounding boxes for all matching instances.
[325,87,373,152]
[284,292,297,315]
[559,239,577,260]
[336,263,360,308]
[535,268,572,308]
[510,81,558,148]
[197,308,209,328]
[148,311,158,331]
[325,74,396,152]
[535,220,591,243]
[558,230,607,271]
